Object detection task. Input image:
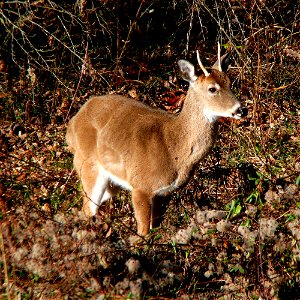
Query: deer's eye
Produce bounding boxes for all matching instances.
[208,87,217,93]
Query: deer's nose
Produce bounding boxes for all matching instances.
[235,107,248,118]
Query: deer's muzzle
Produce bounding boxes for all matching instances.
[234,107,248,119]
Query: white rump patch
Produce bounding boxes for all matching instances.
[100,167,133,191]
[90,171,109,215]
[89,166,132,215]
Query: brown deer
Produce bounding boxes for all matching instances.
[66,45,247,236]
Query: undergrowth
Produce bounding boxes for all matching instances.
[0,0,299,299]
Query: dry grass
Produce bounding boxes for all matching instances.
[0,0,299,298]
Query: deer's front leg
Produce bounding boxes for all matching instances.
[132,189,152,236]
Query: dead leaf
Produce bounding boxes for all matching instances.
[128,89,138,99]
[42,203,52,213]
[105,227,112,238]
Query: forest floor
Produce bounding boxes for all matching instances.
[0,1,299,299]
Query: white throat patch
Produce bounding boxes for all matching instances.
[203,109,219,123]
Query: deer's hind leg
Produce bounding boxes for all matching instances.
[74,154,117,216]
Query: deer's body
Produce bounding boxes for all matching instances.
[66,49,247,236]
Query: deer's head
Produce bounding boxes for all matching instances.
[178,44,248,122]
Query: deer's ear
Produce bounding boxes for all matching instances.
[178,60,198,83]
[211,52,232,72]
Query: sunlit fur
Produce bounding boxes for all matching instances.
[66,52,245,236]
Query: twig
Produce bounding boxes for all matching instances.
[258,79,298,92]
[64,41,89,123]
[0,225,11,300]
[113,0,146,87]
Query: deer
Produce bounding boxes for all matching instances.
[66,44,247,236]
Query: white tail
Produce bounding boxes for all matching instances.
[66,46,247,236]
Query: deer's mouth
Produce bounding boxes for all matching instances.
[233,107,248,119]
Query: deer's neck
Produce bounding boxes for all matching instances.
[175,87,217,146]
[164,88,218,182]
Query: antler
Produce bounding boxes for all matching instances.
[196,50,210,77]
[217,42,222,72]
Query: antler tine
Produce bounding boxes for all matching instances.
[217,42,222,72]
[196,50,210,77]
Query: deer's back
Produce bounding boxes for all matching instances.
[66,95,179,190]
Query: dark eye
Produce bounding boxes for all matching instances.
[208,87,217,93]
